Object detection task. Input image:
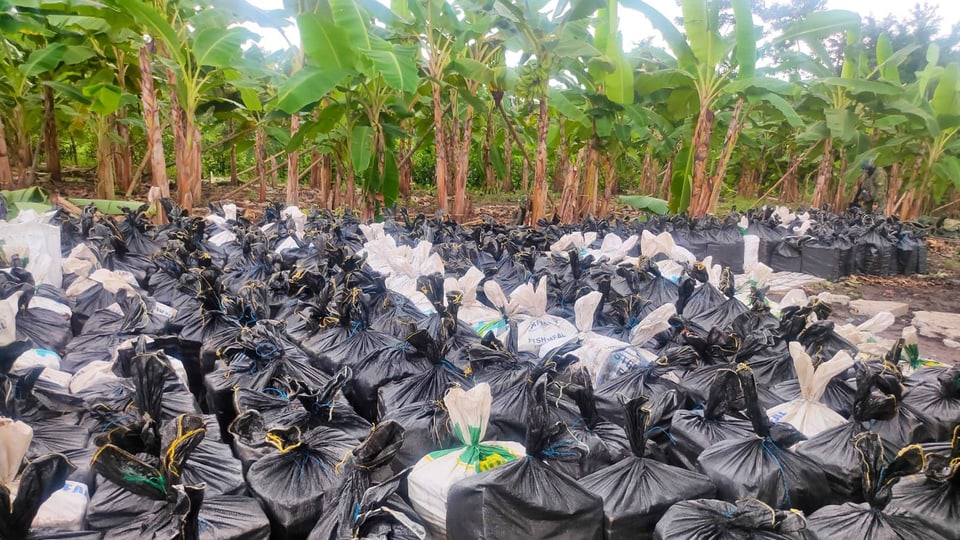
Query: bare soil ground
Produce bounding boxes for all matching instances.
[802,237,960,364]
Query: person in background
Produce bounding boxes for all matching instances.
[852,161,887,214]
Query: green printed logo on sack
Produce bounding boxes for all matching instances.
[407,383,525,539]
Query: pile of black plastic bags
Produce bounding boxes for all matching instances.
[0,200,954,540]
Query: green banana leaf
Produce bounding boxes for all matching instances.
[619,195,670,215]
[67,198,145,214]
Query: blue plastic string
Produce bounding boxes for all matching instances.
[626,316,640,329]
[311,401,333,414]
[761,437,793,509]
[197,517,212,535]
[394,342,411,351]
[348,320,363,338]
[255,342,279,359]
[439,359,459,374]
[645,426,677,446]
[540,439,580,460]
[353,502,362,524]
[263,387,289,400]
[294,452,327,480]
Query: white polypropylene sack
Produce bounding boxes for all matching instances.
[0,417,33,484]
[743,235,760,271]
[69,360,120,392]
[629,303,676,348]
[550,231,597,256]
[767,343,854,438]
[510,277,577,356]
[0,291,20,346]
[407,384,525,539]
[779,289,809,311]
[12,348,62,372]
[0,217,62,287]
[32,480,88,530]
[61,244,98,280]
[445,267,500,334]
[588,233,638,264]
[543,292,646,383]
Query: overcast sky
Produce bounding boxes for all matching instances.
[244,0,960,52]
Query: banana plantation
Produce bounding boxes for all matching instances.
[1,0,959,222]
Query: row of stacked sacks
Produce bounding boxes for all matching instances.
[0,200,955,540]
[742,206,928,279]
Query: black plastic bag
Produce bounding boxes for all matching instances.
[770,237,803,273]
[343,328,432,422]
[245,425,356,538]
[545,368,629,479]
[670,368,754,470]
[377,330,471,417]
[0,452,75,540]
[306,420,405,540]
[853,223,896,276]
[595,350,692,428]
[903,366,960,441]
[654,498,816,540]
[890,426,960,538]
[445,375,604,540]
[347,472,426,540]
[580,396,715,539]
[379,399,454,473]
[698,367,830,512]
[204,319,330,430]
[300,288,395,374]
[229,370,371,468]
[416,273,480,370]
[807,432,947,540]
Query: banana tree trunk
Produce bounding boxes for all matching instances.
[689,104,716,217]
[333,166,342,208]
[782,151,799,202]
[833,149,848,210]
[113,111,133,193]
[287,116,300,206]
[318,152,330,204]
[600,155,618,217]
[579,141,600,218]
[482,110,495,192]
[705,98,744,213]
[181,121,202,210]
[812,138,833,208]
[95,117,115,199]
[139,45,169,198]
[256,126,266,203]
[431,83,448,214]
[397,131,412,197]
[42,85,61,184]
[501,134,513,192]
[660,152,675,199]
[452,105,475,221]
[640,147,654,194]
[552,122,567,192]
[166,68,188,203]
[12,105,30,187]
[885,163,901,216]
[229,120,239,186]
[558,146,586,223]
[530,97,549,224]
[522,156,529,194]
[0,120,12,188]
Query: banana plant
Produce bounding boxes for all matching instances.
[107,0,258,210]
[288,0,416,215]
[626,0,760,216]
